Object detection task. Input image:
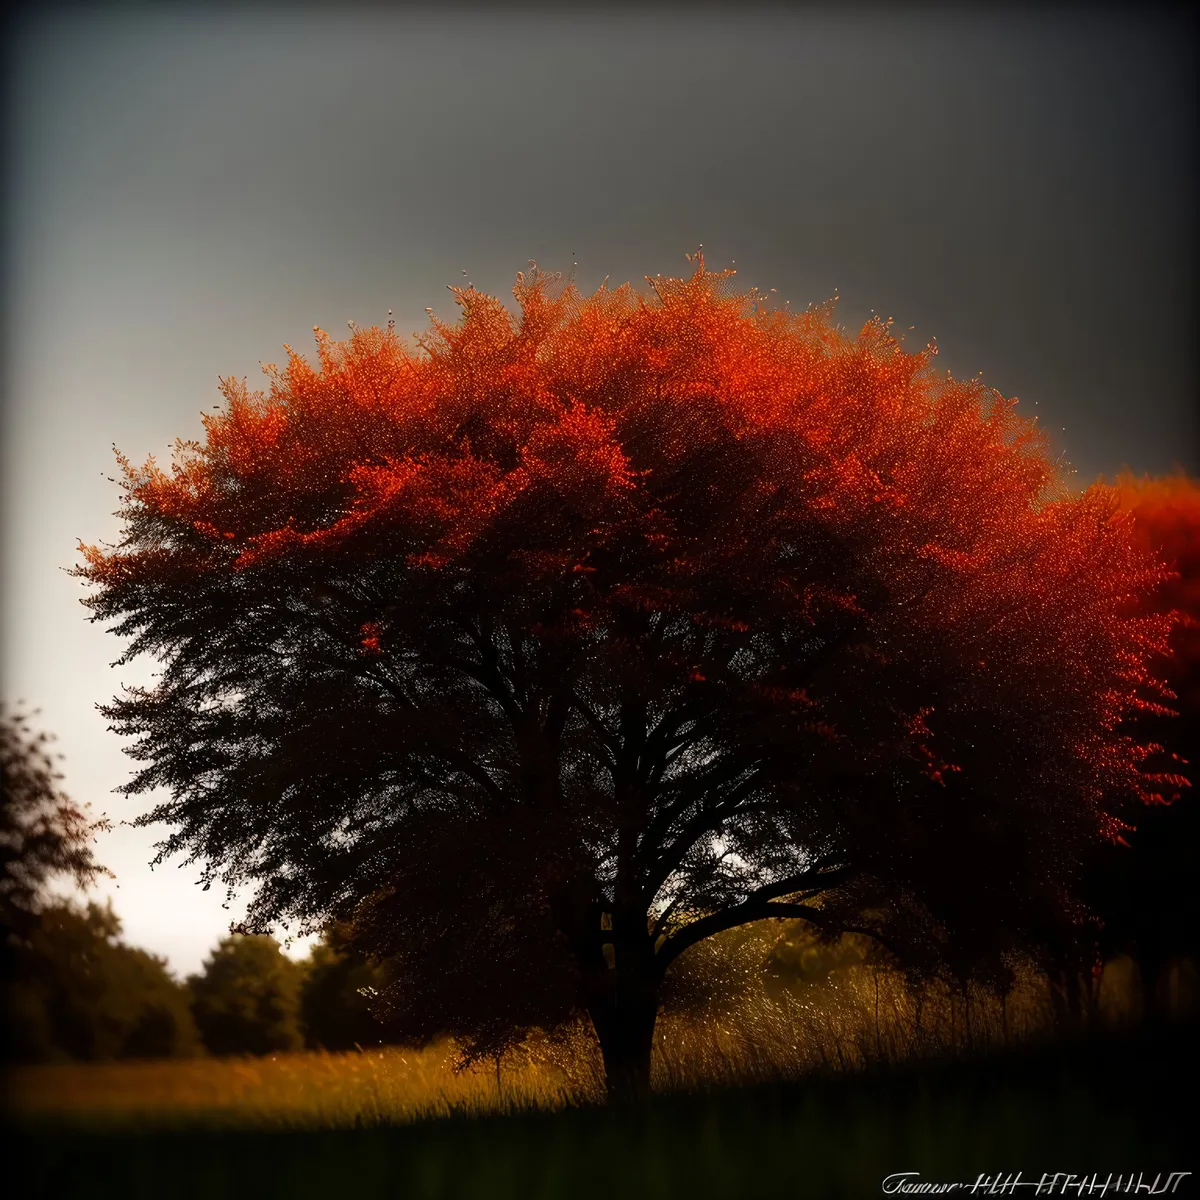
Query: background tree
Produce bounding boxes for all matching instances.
[299,923,385,1051]
[188,934,303,1057]
[3,899,201,1063]
[2,706,112,1062]
[1,706,109,943]
[77,255,1185,1101]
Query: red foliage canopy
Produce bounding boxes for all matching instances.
[1065,470,1200,1007]
[77,255,1185,1083]
[1111,470,1200,719]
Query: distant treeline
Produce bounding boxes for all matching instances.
[1,902,385,1063]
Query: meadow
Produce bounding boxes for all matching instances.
[7,958,1193,1198]
[8,1026,1192,1200]
[7,955,1094,1131]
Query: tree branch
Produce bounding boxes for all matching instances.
[571,694,621,767]
[640,762,768,901]
[638,754,760,864]
[654,866,860,972]
[443,653,523,727]
[442,751,509,807]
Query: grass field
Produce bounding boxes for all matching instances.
[6,1023,1195,1199]
[3,963,1073,1133]
[5,962,1193,1198]
[6,1037,594,1131]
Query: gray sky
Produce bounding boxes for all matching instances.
[3,6,1196,978]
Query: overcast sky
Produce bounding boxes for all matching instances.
[3,5,1196,978]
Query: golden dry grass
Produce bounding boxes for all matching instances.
[8,954,1175,1133]
[8,1037,597,1130]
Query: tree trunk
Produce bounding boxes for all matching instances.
[586,921,660,1106]
[555,863,660,1105]
[589,987,658,1106]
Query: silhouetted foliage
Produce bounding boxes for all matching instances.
[2,900,201,1063]
[299,924,385,1051]
[77,255,1186,1101]
[188,934,303,1057]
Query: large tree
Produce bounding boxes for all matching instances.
[76,256,1185,1101]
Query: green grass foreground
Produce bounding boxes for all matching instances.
[6,1025,1194,1200]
